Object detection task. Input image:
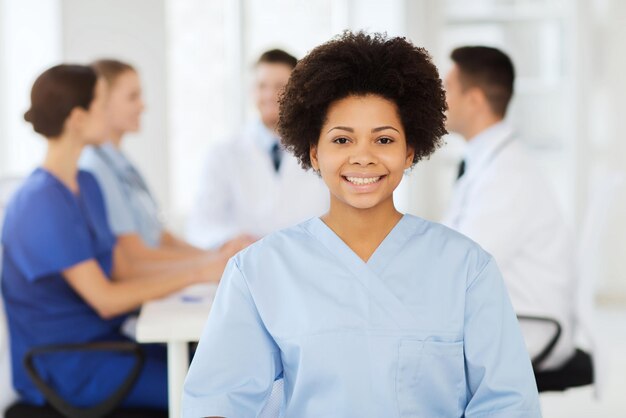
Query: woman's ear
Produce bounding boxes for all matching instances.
[404,146,415,169]
[64,106,87,134]
[310,145,319,172]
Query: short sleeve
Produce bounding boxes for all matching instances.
[463,258,542,417]
[183,258,282,418]
[80,148,136,236]
[3,186,92,282]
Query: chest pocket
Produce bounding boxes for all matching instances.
[396,340,466,418]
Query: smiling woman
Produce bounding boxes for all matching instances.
[309,94,416,260]
[182,31,541,418]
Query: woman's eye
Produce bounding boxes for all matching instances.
[377,137,394,144]
[333,137,350,144]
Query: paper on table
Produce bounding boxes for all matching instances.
[136,283,219,343]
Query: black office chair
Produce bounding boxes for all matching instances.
[517,315,594,393]
[4,341,167,418]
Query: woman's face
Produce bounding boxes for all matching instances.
[105,70,145,134]
[311,94,414,212]
[79,78,109,145]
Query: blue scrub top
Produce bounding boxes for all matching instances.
[80,143,163,248]
[1,168,133,406]
[183,215,541,417]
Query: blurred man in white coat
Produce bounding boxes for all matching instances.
[187,50,328,249]
[442,46,576,371]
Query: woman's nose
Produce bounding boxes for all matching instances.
[348,142,377,166]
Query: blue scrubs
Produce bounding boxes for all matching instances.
[183,215,541,417]
[80,143,163,248]
[1,168,166,409]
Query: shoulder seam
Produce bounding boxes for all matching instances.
[465,256,495,291]
[231,257,258,311]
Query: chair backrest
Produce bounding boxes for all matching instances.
[1,177,23,412]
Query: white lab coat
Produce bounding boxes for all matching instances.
[442,122,576,370]
[187,123,329,249]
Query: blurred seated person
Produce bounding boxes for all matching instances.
[1,64,236,410]
[442,46,576,370]
[80,59,253,261]
[186,49,329,249]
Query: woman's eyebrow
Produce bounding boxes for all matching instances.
[372,126,400,133]
[327,126,354,133]
[327,125,400,134]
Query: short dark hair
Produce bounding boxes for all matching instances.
[450,46,515,117]
[24,64,98,138]
[278,31,447,169]
[256,49,298,69]
[91,58,136,85]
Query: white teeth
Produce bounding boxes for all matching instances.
[345,176,381,185]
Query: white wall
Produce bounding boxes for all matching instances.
[165,0,234,222]
[582,0,626,298]
[0,0,62,178]
[61,0,171,220]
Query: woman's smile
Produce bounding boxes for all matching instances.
[342,174,387,192]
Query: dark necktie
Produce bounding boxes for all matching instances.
[456,159,466,180]
[271,142,282,172]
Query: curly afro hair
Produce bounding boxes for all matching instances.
[278,31,447,170]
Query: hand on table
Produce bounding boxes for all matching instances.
[195,251,231,283]
[196,235,258,283]
[219,234,259,257]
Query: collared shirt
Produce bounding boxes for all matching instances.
[443,121,576,370]
[183,215,541,417]
[255,120,282,154]
[461,121,514,180]
[80,142,163,248]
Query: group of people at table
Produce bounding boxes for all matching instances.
[1,31,581,417]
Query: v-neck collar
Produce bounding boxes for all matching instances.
[96,142,133,172]
[36,168,102,244]
[304,214,422,330]
[37,167,81,198]
[305,214,415,278]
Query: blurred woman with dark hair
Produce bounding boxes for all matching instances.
[1,64,233,410]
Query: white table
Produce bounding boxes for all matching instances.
[136,283,218,418]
